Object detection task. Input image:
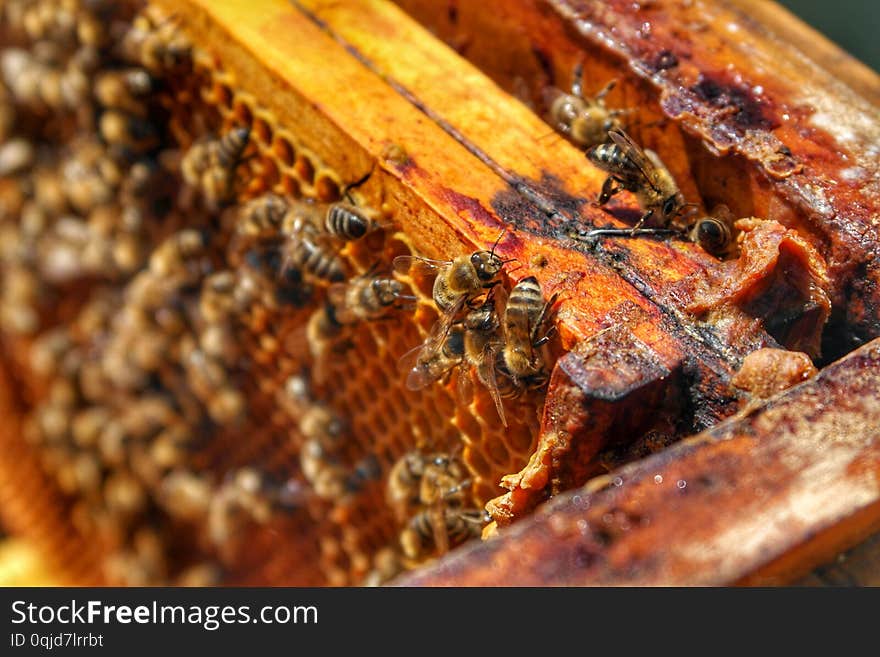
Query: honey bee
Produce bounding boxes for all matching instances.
[686,205,738,259]
[547,63,628,149]
[93,68,153,116]
[298,403,347,452]
[122,11,190,73]
[399,507,485,561]
[98,109,159,154]
[148,229,206,280]
[306,301,343,361]
[298,439,347,500]
[159,470,212,521]
[361,547,405,586]
[399,323,466,391]
[461,295,507,426]
[324,202,381,241]
[282,210,346,283]
[501,276,557,386]
[326,270,414,324]
[394,238,506,314]
[418,453,472,509]
[181,127,251,208]
[391,450,483,560]
[199,270,238,323]
[342,454,382,495]
[207,467,274,551]
[386,450,431,520]
[236,193,289,239]
[0,138,34,177]
[587,128,687,231]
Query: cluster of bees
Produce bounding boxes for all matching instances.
[3,1,549,583]
[0,2,747,587]
[546,63,738,258]
[0,2,320,584]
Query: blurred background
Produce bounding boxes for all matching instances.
[779,0,879,71]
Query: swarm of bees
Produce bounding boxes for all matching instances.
[0,0,753,588]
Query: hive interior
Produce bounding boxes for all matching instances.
[0,0,550,585]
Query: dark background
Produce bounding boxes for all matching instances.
[778,0,879,72]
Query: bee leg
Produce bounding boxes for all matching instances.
[597,177,620,206]
[571,61,584,98]
[630,209,654,234]
[341,164,375,202]
[594,79,617,102]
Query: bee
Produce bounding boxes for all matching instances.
[326,269,414,324]
[122,11,190,73]
[298,403,347,452]
[461,295,507,426]
[394,238,506,314]
[306,301,343,362]
[298,439,347,500]
[282,209,346,283]
[207,467,274,551]
[587,128,687,231]
[148,229,206,279]
[399,507,485,561]
[324,202,381,241]
[159,470,212,521]
[393,450,482,560]
[399,323,466,391]
[199,270,238,323]
[386,450,431,520]
[0,138,34,177]
[686,205,738,259]
[501,276,557,386]
[418,453,472,509]
[361,547,405,586]
[236,193,289,239]
[98,109,159,154]
[181,127,251,208]
[93,68,153,116]
[546,63,628,149]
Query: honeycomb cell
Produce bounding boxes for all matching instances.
[294,153,316,185]
[281,173,300,197]
[314,172,341,202]
[212,81,233,109]
[232,98,253,127]
[272,134,296,167]
[251,115,272,146]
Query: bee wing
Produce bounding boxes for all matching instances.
[456,361,474,407]
[392,254,446,278]
[607,128,661,192]
[326,282,357,324]
[430,505,450,556]
[478,344,507,428]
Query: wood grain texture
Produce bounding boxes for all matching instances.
[396,338,880,586]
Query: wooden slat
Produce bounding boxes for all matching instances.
[396,338,880,586]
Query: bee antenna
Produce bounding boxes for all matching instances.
[342,164,376,202]
[489,229,506,255]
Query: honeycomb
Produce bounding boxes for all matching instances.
[0,0,547,585]
[4,0,877,587]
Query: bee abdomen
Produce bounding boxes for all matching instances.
[325,203,370,241]
[506,276,544,325]
[290,236,345,282]
[587,142,635,176]
[216,127,250,169]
